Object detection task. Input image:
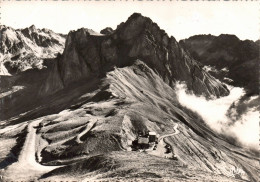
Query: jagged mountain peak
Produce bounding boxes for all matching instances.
[21,25,55,35]
[66,28,98,40]
[100,27,114,35]
[41,13,229,98]
[0,25,14,31]
[63,28,102,51]
[68,27,101,36]
[0,24,6,29]
[28,24,37,31]
[116,13,171,42]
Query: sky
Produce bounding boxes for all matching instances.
[1,1,259,41]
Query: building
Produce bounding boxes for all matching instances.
[148,131,156,142]
[132,131,158,150]
[138,137,149,149]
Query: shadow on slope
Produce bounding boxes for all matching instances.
[0,126,27,169]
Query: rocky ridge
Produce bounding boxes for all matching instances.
[41,13,229,98]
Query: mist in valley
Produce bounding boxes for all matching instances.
[175,83,259,151]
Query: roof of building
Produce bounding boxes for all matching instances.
[138,137,149,144]
[149,132,156,135]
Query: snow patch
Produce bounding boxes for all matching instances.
[221,67,229,72]
[223,77,233,83]
[203,65,218,73]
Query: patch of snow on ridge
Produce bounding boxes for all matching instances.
[223,77,233,83]
[203,65,218,73]
[221,67,229,72]
[175,82,259,150]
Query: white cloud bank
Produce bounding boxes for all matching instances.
[175,83,259,150]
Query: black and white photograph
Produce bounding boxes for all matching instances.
[0,1,259,181]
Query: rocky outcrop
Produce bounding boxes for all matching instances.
[0,25,65,74]
[42,13,229,98]
[180,34,259,94]
[100,27,114,35]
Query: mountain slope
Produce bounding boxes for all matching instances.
[180,34,259,95]
[3,60,258,181]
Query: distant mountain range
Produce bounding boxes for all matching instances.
[0,25,65,75]
[180,34,259,95]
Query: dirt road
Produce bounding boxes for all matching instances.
[76,118,97,143]
[148,123,179,157]
[3,119,58,180]
[158,123,180,141]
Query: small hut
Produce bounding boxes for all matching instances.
[138,137,149,149]
[148,131,157,143]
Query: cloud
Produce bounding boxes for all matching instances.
[228,108,259,149]
[175,82,259,150]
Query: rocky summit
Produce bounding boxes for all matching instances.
[0,13,259,182]
[41,13,229,97]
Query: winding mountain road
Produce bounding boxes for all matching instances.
[76,118,97,144]
[148,123,180,157]
[3,120,179,180]
[158,123,180,141]
[3,119,59,180]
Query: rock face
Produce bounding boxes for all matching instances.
[42,13,229,97]
[0,25,66,74]
[100,27,114,35]
[180,34,259,95]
